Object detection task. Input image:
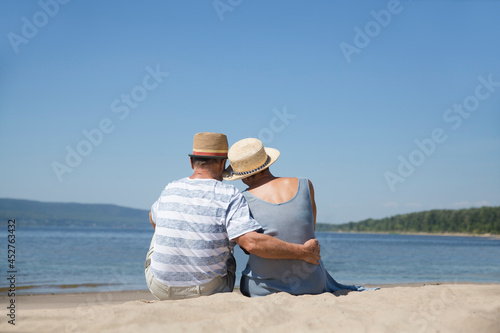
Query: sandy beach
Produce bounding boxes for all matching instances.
[1,283,499,333]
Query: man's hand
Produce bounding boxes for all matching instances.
[302,239,321,265]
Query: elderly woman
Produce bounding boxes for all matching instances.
[223,138,373,297]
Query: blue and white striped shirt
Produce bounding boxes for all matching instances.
[150,177,261,286]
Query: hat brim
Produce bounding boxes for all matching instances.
[223,147,280,181]
[188,154,227,159]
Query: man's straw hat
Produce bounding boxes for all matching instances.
[223,138,280,181]
[188,132,228,159]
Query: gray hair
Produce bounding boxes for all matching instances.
[191,157,222,168]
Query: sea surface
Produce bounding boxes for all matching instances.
[3,224,500,294]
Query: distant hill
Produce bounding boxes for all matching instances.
[316,206,500,235]
[0,198,149,227]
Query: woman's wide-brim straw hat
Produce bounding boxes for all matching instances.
[223,138,280,181]
[188,132,228,159]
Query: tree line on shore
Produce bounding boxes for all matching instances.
[317,206,500,235]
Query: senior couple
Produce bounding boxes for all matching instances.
[145,132,368,299]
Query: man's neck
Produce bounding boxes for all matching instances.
[190,169,221,181]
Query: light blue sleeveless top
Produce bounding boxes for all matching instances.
[240,178,367,297]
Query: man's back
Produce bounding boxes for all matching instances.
[150,177,259,286]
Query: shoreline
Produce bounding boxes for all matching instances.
[325,230,500,239]
[2,283,499,333]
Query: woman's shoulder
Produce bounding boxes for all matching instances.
[277,177,311,186]
[277,176,300,183]
[279,177,309,181]
[269,177,297,190]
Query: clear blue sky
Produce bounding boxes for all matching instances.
[1,0,499,224]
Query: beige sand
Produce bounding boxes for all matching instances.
[1,284,499,333]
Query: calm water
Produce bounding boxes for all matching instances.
[3,224,499,294]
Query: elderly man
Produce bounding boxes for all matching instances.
[145,132,320,300]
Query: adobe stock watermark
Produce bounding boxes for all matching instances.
[64,267,129,333]
[213,0,243,21]
[384,74,499,192]
[257,106,296,144]
[236,262,323,333]
[236,297,285,333]
[339,0,403,64]
[7,0,71,54]
[408,283,458,333]
[51,64,169,182]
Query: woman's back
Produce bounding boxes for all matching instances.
[246,177,298,204]
[240,178,328,297]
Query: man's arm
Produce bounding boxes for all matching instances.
[234,231,320,265]
[149,211,156,230]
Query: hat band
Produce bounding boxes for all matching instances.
[192,150,227,157]
[231,156,270,176]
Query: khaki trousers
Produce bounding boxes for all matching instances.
[144,234,236,300]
